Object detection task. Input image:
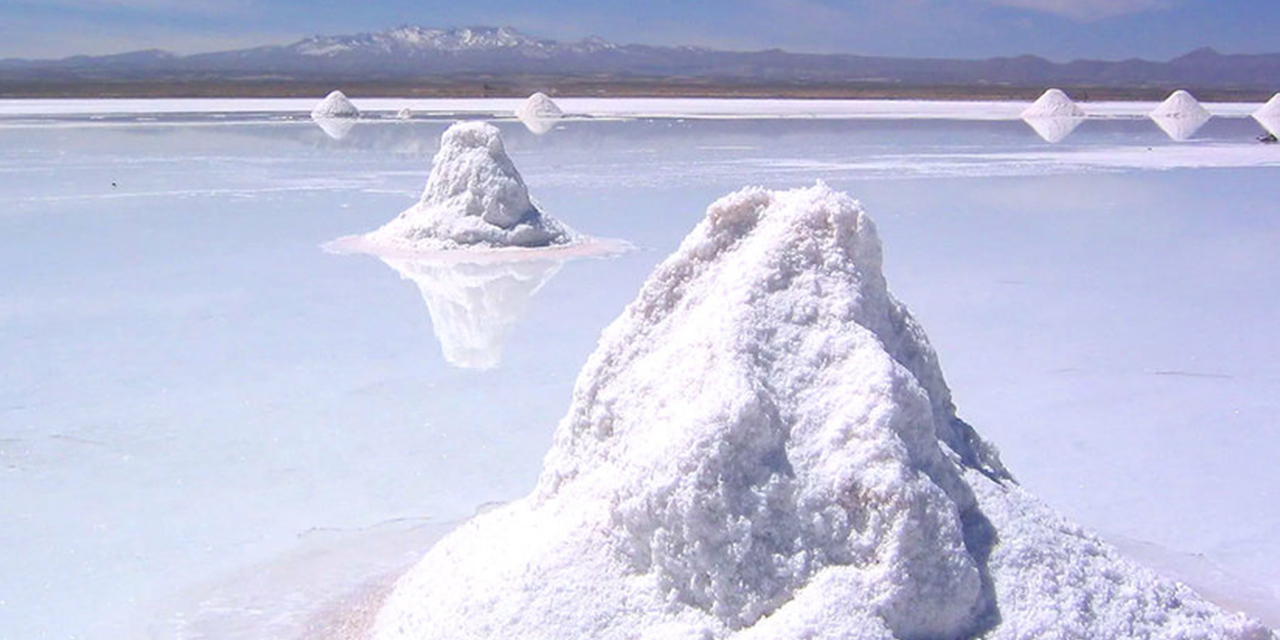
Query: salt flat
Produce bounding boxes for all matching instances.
[1,105,1277,639]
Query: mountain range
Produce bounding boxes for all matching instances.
[2,26,1279,95]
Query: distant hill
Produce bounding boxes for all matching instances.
[2,26,1278,97]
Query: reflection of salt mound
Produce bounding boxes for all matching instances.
[1022,114,1084,143]
[312,116,357,141]
[515,92,564,135]
[377,255,563,370]
[1150,89,1212,141]
[311,90,359,119]
[1253,93,1280,137]
[372,183,1272,640]
[365,122,576,251]
[1021,88,1085,118]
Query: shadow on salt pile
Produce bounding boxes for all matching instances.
[326,120,628,369]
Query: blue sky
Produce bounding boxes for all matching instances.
[1,0,1278,61]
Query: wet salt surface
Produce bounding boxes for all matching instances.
[1,110,1278,639]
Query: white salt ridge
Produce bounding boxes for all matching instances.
[364,121,576,250]
[1253,93,1280,136]
[515,92,564,135]
[372,182,1274,640]
[311,90,360,119]
[1150,89,1212,141]
[1021,88,1085,118]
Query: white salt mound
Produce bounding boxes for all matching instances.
[372,182,1274,640]
[517,91,563,120]
[364,121,575,250]
[515,92,564,135]
[1254,93,1280,120]
[311,90,359,119]
[1150,89,1212,141]
[1150,89,1211,120]
[1020,88,1085,118]
[1253,94,1280,136]
[396,107,413,120]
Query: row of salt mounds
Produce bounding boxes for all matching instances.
[371,182,1274,640]
[1253,93,1280,137]
[363,122,576,251]
[1021,88,1085,143]
[1149,89,1212,141]
[515,92,564,135]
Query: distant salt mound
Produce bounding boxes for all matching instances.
[1020,88,1086,143]
[311,90,360,140]
[396,107,413,120]
[372,182,1273,640]
[1150,89,1212,141]
[363,121,576,251]
[311,90,359,119]
[1021,88,1085,118]
[1253,93,1280,137]
[515,92,564,135]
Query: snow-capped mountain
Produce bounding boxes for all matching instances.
[2,26,1278,92]
[288,26,615,58]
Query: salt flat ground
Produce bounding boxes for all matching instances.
[0,99,1277,639]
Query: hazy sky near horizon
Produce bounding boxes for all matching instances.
[0,0,1277,61]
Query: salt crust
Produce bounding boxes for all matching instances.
[364,122,576,251]
[372,183,1274,640]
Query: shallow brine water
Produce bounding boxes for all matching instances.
[1,105,1278,639]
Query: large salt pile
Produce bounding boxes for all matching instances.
[515,92,564,135]
[1253,93,1280,137]
[1149,89,1212,141]
[363,122,576,251]
[372,183,1274,640]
